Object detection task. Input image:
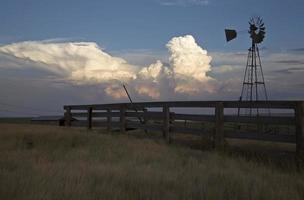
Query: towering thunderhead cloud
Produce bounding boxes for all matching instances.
[0,35,216,99]
[166,35,215,94]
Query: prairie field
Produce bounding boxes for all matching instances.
[0,123,304,200]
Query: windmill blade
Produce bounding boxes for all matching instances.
[225,29,237,42]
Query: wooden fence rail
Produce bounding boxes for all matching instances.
[64,101,304,155]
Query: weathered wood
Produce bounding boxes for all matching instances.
[64,107,71,127]
[92,112,114,118]
[64,104,120,110]
[173,114,215,122]
[214,102,224,149]
[71,120,120,128]
[126,111,162,119]
[63,100,301,145]
[95,112,120,118]
[163,105,171,143]
[295,102,304,155]
[65,100,298,110]
[126,111,144,118]
[87,107,92,129]
[107,108,112,132]
[224,101,296,109]
[224,115,295,125]
[127,121,163,132]
[143,109,148,133]
[70,112,87,117]
[120,105,126,133]
[71,112,119,118]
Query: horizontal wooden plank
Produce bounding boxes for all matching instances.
[70,120,120,127]
[64,100,300,110]
[173,114,215,122]
[92,121,120,127]
[225,131,296,143]
[223,101,297,109]
[72,112,120,118]
[93,112,120,118]
[126,111,174,120]
[71,112,87,117]
[127,121,163,132]
[65,101,217,109]
[224,115,295,125]
[125,111,144,118]
[65,104,122,110]
[128,101,217,108]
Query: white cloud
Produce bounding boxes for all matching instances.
[0,41,137,84]
[0,35,216,99]
[138,60,164,82]
[0,39,304,106]
[104,84,128,99]
[211,64,243,74]
[135,60,172,99]
[166,35,215,94]
[135,85,161,99]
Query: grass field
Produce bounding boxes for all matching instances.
[0,123,304,200]
[0,117,32,124]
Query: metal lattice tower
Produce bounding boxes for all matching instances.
[225,16,269,117]
[239,42,269,116]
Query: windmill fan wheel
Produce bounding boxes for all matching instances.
[249,16,266,44]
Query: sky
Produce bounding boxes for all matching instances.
[0,0,303,116]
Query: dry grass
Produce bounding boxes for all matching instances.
[0,123,304,200]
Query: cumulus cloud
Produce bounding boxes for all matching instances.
[135,60,172,99]
[134,35,217,98]
[135,85,161,99]
[138,60,164,82]
[1,37,303,103]
[104,84,128,99]
[166,35,215,94]
[0,41,137,84]
[0,35,216,99]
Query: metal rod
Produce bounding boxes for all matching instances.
[122,84,143,123]
[123,84,134,105]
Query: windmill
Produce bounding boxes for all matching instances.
[225,16,269,117]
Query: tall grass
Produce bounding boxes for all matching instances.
[0,123,303,200]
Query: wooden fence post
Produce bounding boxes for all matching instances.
[296,101,304,157]
[87,107,92,130]
[65,107,71,127]
[120,105,126,134]
[143,108,148,133]
[214,102,224,149]
[163,105,171,143]
[107,108,112,132]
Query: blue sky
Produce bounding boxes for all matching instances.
[0,0,304,116]
[0,0,303,51]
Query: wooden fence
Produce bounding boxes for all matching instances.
[64,101,304,155]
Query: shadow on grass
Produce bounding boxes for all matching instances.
[120,128,300,172]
